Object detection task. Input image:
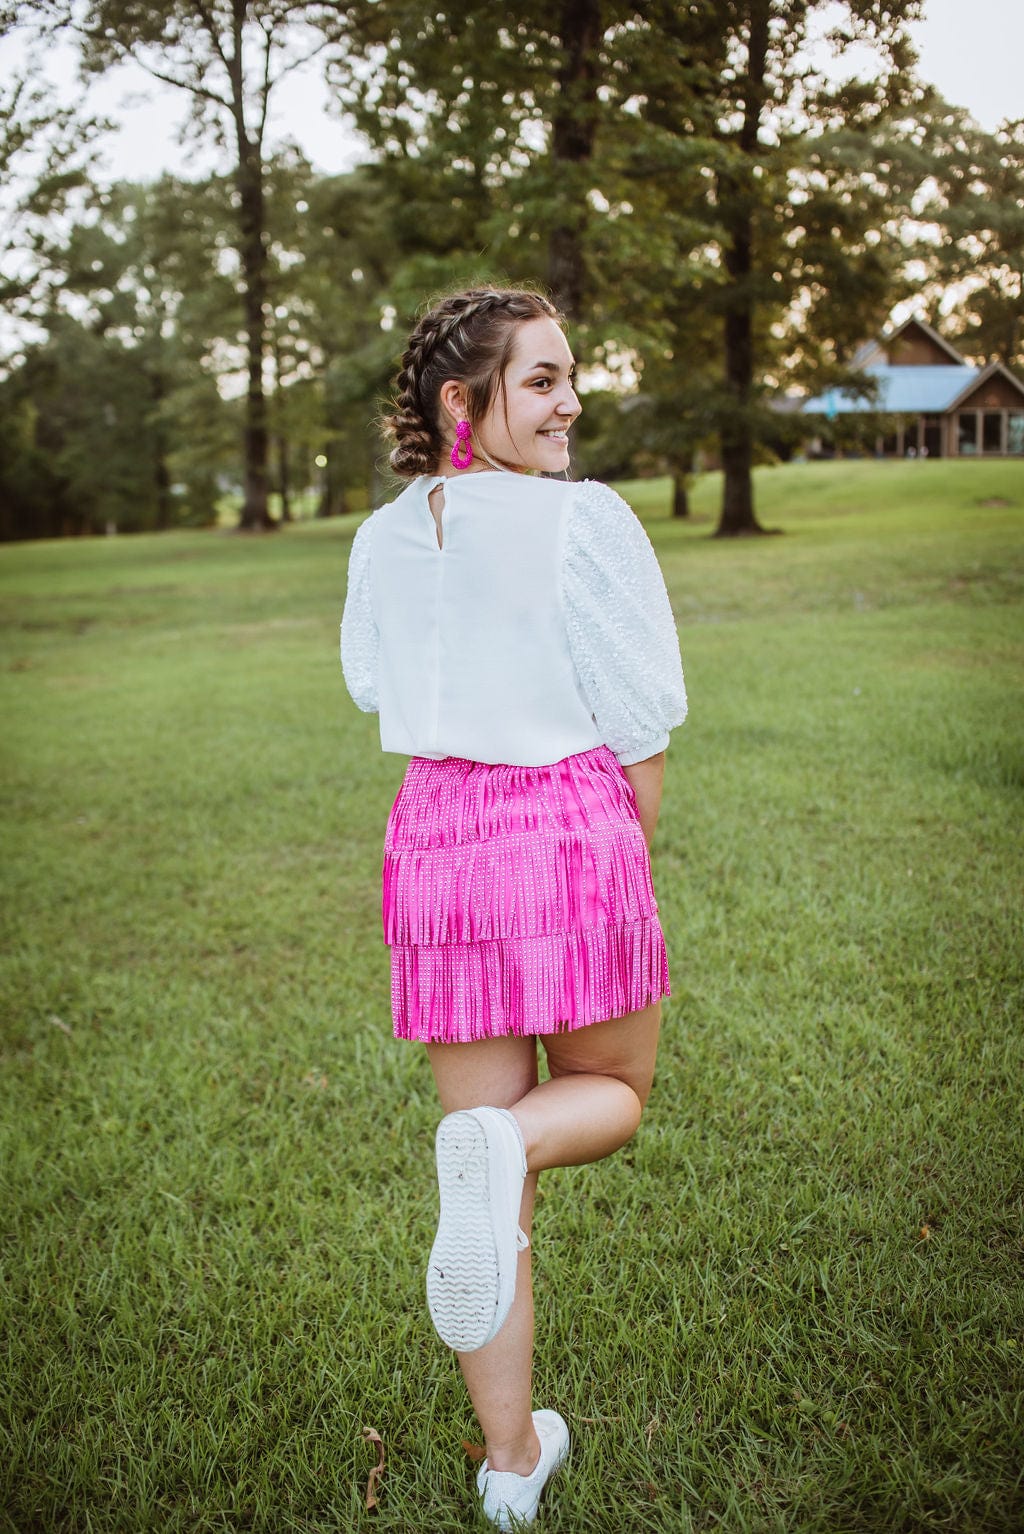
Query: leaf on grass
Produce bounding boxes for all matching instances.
[48,1014,73,1037]
[362,1426,385,1511]
[301,1070,328,1091]
[919,1224,932,1241]
[462,1440,486,1462]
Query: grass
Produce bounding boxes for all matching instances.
[1,458,1022,1532]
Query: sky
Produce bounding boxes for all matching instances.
[1,0,1022,186]
[906,0,1023,130]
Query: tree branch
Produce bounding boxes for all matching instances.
[133,58,233,111]
[257,14,273,145]
[194,1,233,77]
[269,34,333,85]
[59,15,234,112]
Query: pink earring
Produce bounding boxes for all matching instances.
[450,419,473,470]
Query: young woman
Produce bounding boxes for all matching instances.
[341,287,686,1530]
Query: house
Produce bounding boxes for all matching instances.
[798,317,1024,458]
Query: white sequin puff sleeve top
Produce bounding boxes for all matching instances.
[340,472,687,767]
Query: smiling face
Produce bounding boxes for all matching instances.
[482,316,581,472]
[441,316,581,475]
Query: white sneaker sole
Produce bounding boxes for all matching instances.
[427,1109,524,1352]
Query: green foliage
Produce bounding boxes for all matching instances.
[0,67,108,320]
[22,0,367,530]
[0,175,247,536]
[4,2,1024,540]
[917,106,1024,371]
[326,2,942,530]
[1,463,1022,1529]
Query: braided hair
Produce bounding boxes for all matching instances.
[384,288,563,478]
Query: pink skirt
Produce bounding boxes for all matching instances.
[382,746,670,1043]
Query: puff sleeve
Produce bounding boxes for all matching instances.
[562,480,687,765]
[339,517,379,713]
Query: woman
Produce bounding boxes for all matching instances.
[341,286,686,1529]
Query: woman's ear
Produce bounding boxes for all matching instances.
[438,379,467,429]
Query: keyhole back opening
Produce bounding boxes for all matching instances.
[427,482,446,551]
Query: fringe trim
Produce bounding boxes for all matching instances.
[384,746,637,851]
[390,918,670,1044]
[382,825,657,946]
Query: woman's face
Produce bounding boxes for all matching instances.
[473,316,582,473]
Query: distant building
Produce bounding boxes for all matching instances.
[796,317,1024,458]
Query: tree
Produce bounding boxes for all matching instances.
[58,179,241,521]
[920,107,1024,372]
[331,3,929,532]
[19,0,353,528]
[259,157,415,514]
[0,315,169,537]
[331,1,670,321]
[0,41,107,337]
[613,1,926,534]
[0,174,239,539]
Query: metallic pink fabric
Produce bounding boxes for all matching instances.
[382,746,669,1042]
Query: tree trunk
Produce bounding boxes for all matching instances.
[236,142,273,530]
[154,452,172,530]
[149,368,172,530]
[671,466,690,518]
[276,431,292,521]
[548,0,601,320]
[317,456,349,518]
[224,0,273,533]
[716,281,765,535]
[714,0,769,537]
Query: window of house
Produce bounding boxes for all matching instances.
[957,412,977,455]
[1006,412,1024,455]
[982,411,1003,453]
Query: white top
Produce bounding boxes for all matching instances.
[340,472,687,767]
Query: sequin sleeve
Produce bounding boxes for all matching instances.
[340,517,379,713]
[562,480,687,765]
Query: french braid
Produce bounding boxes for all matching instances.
[384,288,562,478]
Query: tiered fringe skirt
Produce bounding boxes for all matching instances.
[382,746,670,1042]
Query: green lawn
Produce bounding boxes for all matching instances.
[2,460,1022,1532]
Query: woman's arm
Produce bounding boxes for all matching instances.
[622,751,666,850]
[561,484,686,811]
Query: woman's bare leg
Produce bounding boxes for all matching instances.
[425,1004,661,1474]
[521,1002,661,1168]
[427,1036,541,1475]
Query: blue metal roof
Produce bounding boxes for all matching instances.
[803,364,981,416]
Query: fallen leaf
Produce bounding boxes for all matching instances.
[362,1426,385,1511]
[462,1440,486,1462]
[919,1225,931,1242]
[48,1015,73,1037]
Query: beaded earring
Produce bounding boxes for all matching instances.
[450,419,473,471]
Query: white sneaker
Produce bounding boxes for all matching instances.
[426,1106,528,1353]
[477,1410,570,1530]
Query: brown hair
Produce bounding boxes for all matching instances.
[384,287,563,478]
